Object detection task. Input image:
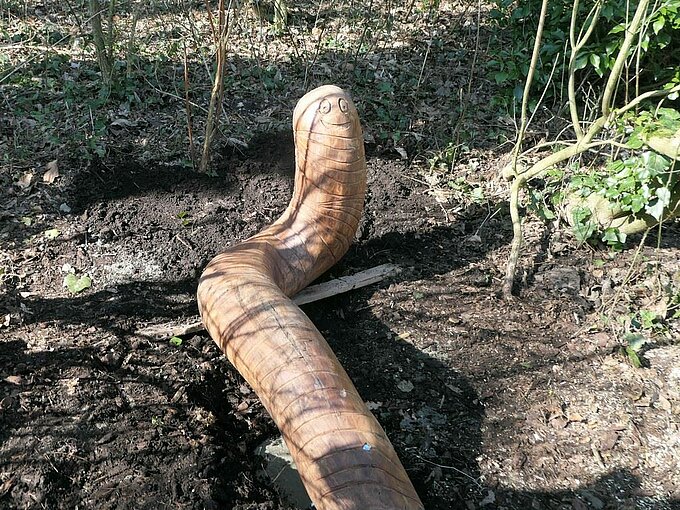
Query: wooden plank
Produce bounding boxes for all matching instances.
[292,263,399,305]
[136,263,400,339]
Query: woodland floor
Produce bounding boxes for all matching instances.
[2,137,680,510]
[2,1,680,510]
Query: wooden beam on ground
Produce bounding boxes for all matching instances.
[292,263,399,305]
[136,263,400,339]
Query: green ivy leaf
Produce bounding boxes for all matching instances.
[605,39,620,56]
[64,274,92,294]
[640,35,650,52]
[494,71,509,84]
[513,85,524,101]
[626,131,644,149]
[656,186,672,206]
[44,228,61,240]
[624,332,647,352]
[625,346,642,368]
[638,310,658,329]
[572,206,591,223]
[646,198,665,221]
[609,23,626,34]
[602,227,626,246]
[377,82,394,94]
[589,53,603,77]
[643,151,670,173]
[645,186,672,220]
[572,206,595,244]
[602,228,626,250]
[470,187,485,202]
[653,16,666,34]
[629,194,646,213]
[574,53,589,70]
[659,108,680,121]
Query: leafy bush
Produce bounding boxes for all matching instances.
[488,0,680,107]
[569,150,675,246]
[529,108,680,250]
[571,151,674,219]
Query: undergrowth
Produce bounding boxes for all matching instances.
[0,0,490,172]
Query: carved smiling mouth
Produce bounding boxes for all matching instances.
[320,118,353,130]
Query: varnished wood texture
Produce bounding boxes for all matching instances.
[197,85,424,509]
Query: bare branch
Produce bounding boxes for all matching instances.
[602,0,650,116]
[568,0,603,139]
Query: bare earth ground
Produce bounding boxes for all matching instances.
[1,135,679,509]
[2,1,680,509]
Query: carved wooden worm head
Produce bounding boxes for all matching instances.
[293,84,362,138]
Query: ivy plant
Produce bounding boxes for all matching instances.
[488,0,680,107]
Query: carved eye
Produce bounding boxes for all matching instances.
[338,97,349,112]
[319,99,331,114]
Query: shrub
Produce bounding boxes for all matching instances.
[488,0,680,108]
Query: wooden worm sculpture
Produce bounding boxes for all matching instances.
[197,85,424,510]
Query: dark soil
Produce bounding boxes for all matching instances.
[1,133,680,510]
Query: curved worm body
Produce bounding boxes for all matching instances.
[197,85,424,510]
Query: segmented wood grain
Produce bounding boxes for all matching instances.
[197,85,424,510]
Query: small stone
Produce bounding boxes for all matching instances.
[397,380,414,393]
[0,396,14,410]
[571,498,588,510]
[599,430,619,451]
[580,490,604,509]
[255,436,311,509]
[4,375,22,385]
[479,490,495,506]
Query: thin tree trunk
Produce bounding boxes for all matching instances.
[89,0,112,85]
